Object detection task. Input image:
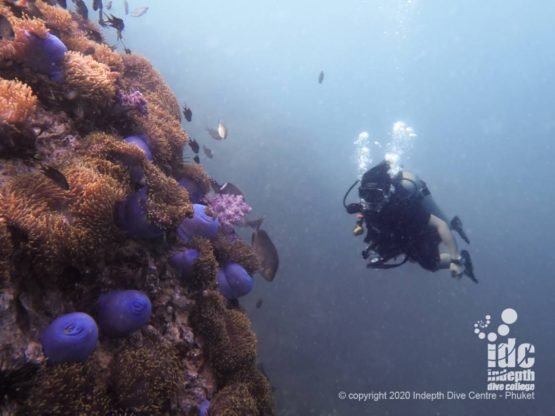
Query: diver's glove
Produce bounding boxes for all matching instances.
[449,257,464,278]
[346,203,362,214]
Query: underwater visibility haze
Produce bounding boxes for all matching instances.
[1,0,555,415]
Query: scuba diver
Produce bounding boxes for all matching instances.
[344,161,477,282]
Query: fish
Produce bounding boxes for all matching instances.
[210,179,243,197]
[206,127,221,141]
[103,13,124,39]
[124,47,132,54]
[124,0,129,15]
[188,138,200,154]
[130,6,148,17]
[40,165,70,190]
[193,155,200,164]
[92,0,102,11]
[255,298,263,309]
[318,70,324,84]
[106,0,112,9]
[245,217,263,229]
[202,145,213,159]
[217,120,228,139]
[73,0,88,20]
[251,225,279,281]
[56,0,67,8]
[182,105,192,122]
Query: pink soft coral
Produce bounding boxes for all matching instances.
[207,194,251,233]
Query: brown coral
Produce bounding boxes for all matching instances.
[111,341,182,415]
[23,361,110,416]
[62,33,124,73]
[0,217,12,288]
[213,235,260,275]
[64,51,118,104]
[143,161,191,230]
[121,54,187,171]
[174,163,211,198]
[191,292,257,377]
[208,383,259,416]
[0,78,37,124]
[175,237,218,292]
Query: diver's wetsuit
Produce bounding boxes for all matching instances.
[362,174,446,271]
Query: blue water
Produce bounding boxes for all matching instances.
[112,1,555,414]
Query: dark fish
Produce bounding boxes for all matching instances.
[124,47,132,54]
[188,138,200,154]
[193,155,200,164]
[124,0,129,15]
[318,70,324,84]
[73,0,88,19]
[83,46,95,55]
[202,145,213,159]
[40,165,70,190]
[104,13,124,39]
[92,0,102,11]
[206,127,222,141]
[182,105,192,122]
[130,6,148,17]
[255,298,263,309]
[210,180,243,197]
[251,227,279,282]
[245,217,263,229]
[0,15,14,40]
[56,0,67,8]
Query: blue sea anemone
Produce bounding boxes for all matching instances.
[198,400,210,416]
[178,177,204,203]
[23,32,67,82]
[116,187,164,239]
[169,248,199,280]
[124,135,153,161]
[177,204,219,243]
[41,312,98,363]
[96,290,152,338]
[217,262,254,300]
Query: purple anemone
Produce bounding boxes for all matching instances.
[169,248,199,280]
[217,262,254,300]
[198,400,210,416]
[116,188,164,239]
[178,177,204,203]
[23,32,67,82]
[96,290,152,338]
[41,312,98,363]
[177,204,220,243]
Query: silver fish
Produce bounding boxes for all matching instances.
[106,0,112,9]
[206,127,222,141]
[217,120,228,140]
[124,0,129,15]
[130,6,148,17]
[318,70,324,84]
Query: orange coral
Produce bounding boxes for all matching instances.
[0,78,37,124]
[143,162,191,230]
[209,383,259,416]
[0,174,72,275]
[35,0,77,34]
[64,51,118,104]
[62,33,124,73]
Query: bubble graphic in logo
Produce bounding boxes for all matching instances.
[501,308,518,325]
[487,332,497,342]
[498,324,510,336]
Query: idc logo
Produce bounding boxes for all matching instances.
[473,308,535,394]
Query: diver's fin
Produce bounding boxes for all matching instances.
[460,250,477,283]
[450,216,470,244]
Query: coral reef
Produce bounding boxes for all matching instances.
[208,193,252,233]
[0,2,274,415]
[22,361,110,416]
